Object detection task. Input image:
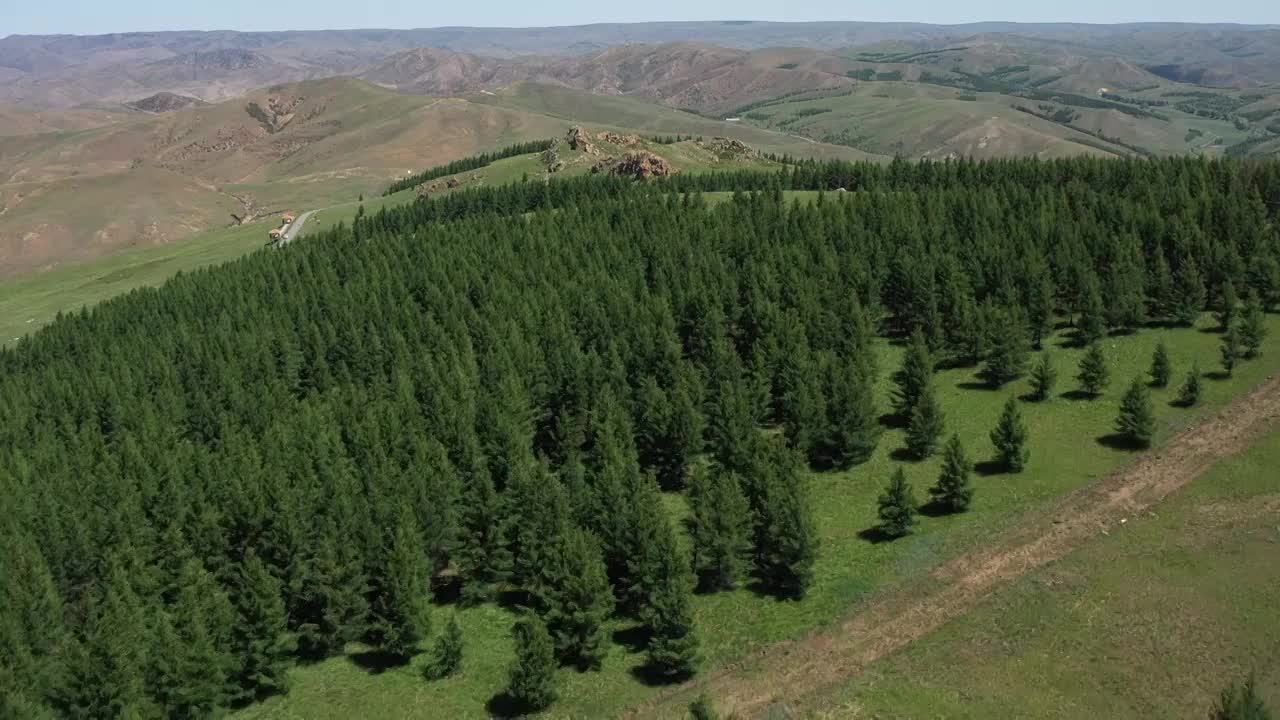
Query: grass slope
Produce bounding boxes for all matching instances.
[806,418,1280,719]
[235,316,1280,719]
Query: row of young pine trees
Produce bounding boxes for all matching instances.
[2,155,1279,718]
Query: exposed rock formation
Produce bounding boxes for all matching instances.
[567,126,598,155]
[596,131,642,146]
[246,95,305,134]
[591,151,677,180]
[699,137,757,158]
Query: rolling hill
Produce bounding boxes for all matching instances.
[0,76,862,275]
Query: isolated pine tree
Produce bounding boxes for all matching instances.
[990,396,1030,473]
[1210,674,1273,720]
[1216,278,1240,332]
[1149,341,1172,388]
[1240,293,1267,359]
[892,329,933,419]
[1115,377,1155,448]
[542,528,614,671]
[422,614,463,681]
[506,616,558,713]
[643,534,700,682]
[877,468,918,539]
[1077,344,1111,398]
[930,434,974,514]
[905,385,946,459]
[1029,352,1057,402]
[1221,324,1242,377]
[686,463,751,592]
[979,306,1031,387]
[233,550,294,700]
[1178,365,1204,407]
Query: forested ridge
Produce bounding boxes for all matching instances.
[3,156,1280,717]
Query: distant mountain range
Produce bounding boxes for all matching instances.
[3,22,1280,108]
[2,21,1280,275]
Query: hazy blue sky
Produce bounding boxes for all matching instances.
[2,0,1276,36]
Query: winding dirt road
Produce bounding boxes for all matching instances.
[627,374,1280,719]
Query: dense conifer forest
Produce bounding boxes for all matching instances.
[2,156,1279,717]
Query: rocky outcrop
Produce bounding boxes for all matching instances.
[596,131,642,146]
[567,126,598,155]
[591,151,677,180]
[699,137,757,159]
[246,95,305,134]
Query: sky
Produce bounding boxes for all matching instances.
[1,0,1276,36]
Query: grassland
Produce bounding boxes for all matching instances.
[803,421,1280,719]
[736,80,1260,159]
[235,315,1280,719]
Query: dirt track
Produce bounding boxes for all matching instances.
[627,374,1280,719]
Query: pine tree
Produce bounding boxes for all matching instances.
[1221,324,1242,377]
[368,506,431,659]
[930,434,974,514]
[905,384,945,459]
[1077,344,1111,398]
[233,549,295,700]
[1078,275,1107,345]
[876,468,918,539]
[1210,674,1273,720]
[422,614,463,680]
[295,522,369,659]
[1149,341,1172,388]
[1240,293,1267,359]
[1178,365,1204,408]
[892,330,933,419]
[822,352,882,469]
[1028,352,1057,402]
[1216,278,1240,332]
[990,396,1030,473]
[643,531,700,682]
[686,463,751,592]
[152,559,240,717]
[455,470,511,605]
[1174,257,1207,326]
[979,306,1031,387]
[506,616,558,713]
[542,528,614,671]
[750,442,818,598]
[1115,377,1155,449]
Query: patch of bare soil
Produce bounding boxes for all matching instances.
[627,375,1280,719]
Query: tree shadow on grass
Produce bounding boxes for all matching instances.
[957,380,999,392]
[630,662,694,687]
[1096,434,1149,452]
[1060,389,1098,402]
[612,623,652,654]
[485,692,526,719]
[918,499,962,518]
[857,526,901,545]
[1205,370,1233,382]
[879,412,908,430]
[889,447,925,462]
[431,575,462,606]
[347,649,409,675]
[974,460,1007,477]
[1018,391,1047,404]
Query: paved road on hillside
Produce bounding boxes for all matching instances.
[627,373,1280,719]
[278,209,316,246]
